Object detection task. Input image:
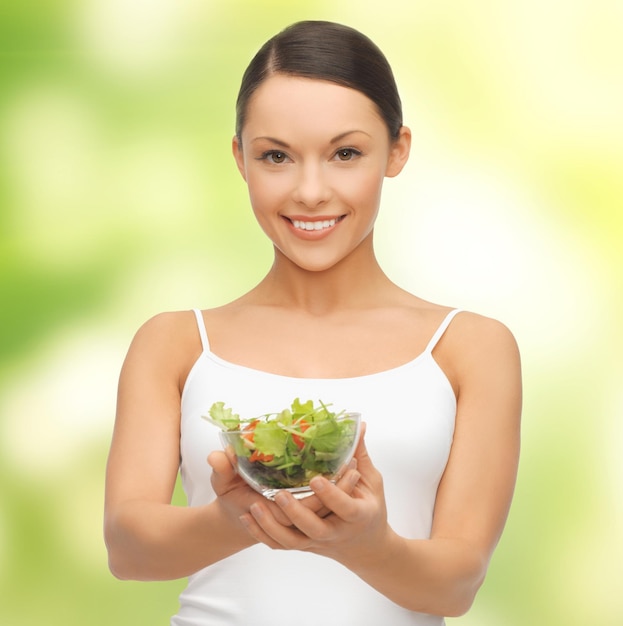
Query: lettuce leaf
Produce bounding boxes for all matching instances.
[205,401,241,430]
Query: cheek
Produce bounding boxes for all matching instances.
[339,168,385,207]
[246,172,282,212]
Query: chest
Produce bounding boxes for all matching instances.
[205,309,431,378]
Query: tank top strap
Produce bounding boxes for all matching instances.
[192,308,210,352]
[424,309,462,354]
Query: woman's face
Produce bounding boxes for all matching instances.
[233,74,410,273]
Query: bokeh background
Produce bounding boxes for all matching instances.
[1,1,621,624]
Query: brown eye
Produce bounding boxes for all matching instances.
[335,148,360,161]
[257,150,289,164]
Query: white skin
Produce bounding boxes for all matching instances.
[104,73,521,618]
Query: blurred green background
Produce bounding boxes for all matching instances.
[1,1,621,624]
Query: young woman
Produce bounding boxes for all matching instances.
[104,20,522,626]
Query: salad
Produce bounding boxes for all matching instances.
[203,398,360,491]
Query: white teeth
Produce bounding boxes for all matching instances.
[292,218,337,231]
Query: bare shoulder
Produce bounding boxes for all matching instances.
[133,309,195,337]
[127,310,197,354]
[435,310,521,395]
[448,311,520,355]
[123,310,202,389]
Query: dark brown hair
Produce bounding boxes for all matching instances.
[235,20,403,141]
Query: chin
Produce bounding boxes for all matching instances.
[294,255,355,274]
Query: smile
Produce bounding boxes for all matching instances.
[289,216,345,231]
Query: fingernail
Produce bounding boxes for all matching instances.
[310,476,326,491]
[348,471,361,486]
[274,491,289,507]
[250,503,263,519]
[239,514,250,528]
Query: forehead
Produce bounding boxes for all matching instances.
[242,74,385,140]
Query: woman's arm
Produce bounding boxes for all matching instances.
[104,312,259,581]
[239,313,522,617]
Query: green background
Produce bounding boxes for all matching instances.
[1,1,621,624]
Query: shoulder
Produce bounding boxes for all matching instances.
[435,310,521,396]
[130,309,199,349]
[450,311,520,364]
[122,310,202,388]
[395,295,513,352]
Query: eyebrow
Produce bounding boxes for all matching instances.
[330,130,371,143]
[251,136,291,148]
[250,130,371,147]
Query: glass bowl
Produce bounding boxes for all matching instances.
[219,411,361,500]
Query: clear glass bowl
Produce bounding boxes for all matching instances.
[219,412,361,500]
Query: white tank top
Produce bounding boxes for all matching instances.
[171,308,461,626]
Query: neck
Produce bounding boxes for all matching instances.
[252,239,393,315]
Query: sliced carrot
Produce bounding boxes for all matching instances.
[292,419,311,450]
[249,449,274,463]
[241,420,259,448]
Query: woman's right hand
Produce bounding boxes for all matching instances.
[208,448,360,528]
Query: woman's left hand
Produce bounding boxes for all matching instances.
[238,425,390,563]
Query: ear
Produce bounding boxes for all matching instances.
[385,126,411,178]
[232,135,247,181]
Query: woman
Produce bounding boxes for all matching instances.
[104,20,522,626]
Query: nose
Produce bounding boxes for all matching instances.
[292,161,331,209]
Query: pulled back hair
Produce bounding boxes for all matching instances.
[235,20,403,141]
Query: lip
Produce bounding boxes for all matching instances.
[283,214,346,239]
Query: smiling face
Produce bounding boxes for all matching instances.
[233,74,410,273]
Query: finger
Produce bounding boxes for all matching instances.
[224,445,240,469]
[208,449,248,498]
[336,459,360,489]
[208,451,303,527]
[307,475,362,524]
[246,500,312,550]
[301,462,361,518]
[320,467,362,504]
[354,423,370,464]
[208,447,237,473]
[239,513,284,550]
[208,450,237,481]
[271,489,342,542]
